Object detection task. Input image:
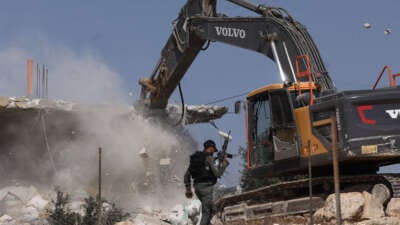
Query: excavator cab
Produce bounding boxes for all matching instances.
[247,84,303,170]
[247,82,322,176]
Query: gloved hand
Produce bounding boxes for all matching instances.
[222,158,230,167]
[185,189,193,199]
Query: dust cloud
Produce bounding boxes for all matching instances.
[0,38,127,103]
[54,107,196,209]
[0,39,197,210]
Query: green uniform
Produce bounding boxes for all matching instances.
[184,152,229,225]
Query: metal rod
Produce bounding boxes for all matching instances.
[42,64,45,99]
[307,140,313,225]
[38,65,40,98]
[36,64,39,98]
[98,147,102,225]
[331,116,342,225]
[40,65,42,98]
[45,67,48,99]
[270,40,287,82]
[36,64,40,98]
[283,41,297,83]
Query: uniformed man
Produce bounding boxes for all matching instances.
[184,139,229,225]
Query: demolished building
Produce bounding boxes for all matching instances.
[0,95,227,209]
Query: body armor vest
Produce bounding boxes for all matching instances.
[189,151,217,184]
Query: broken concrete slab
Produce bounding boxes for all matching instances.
[0,214,17,225]
[133,213,170,225]
[372,183,391,205]
[0,185,39,205]
[386,198,400,218]
[187,199,201,224]
[362,191,384,220]
[139,147,149,158]
[115,222,135,225]
[184,105,228,124]
[314,192,365,222]
[159,158,171,166]
[19,205,40,223]
[26,194,48,211]
[352,217,400,225]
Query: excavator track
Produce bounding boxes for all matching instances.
[216,173,400,222]
[383,174,400,198]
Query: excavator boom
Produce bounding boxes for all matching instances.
[139,0,335,109]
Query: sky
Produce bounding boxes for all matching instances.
[0,0,399,186]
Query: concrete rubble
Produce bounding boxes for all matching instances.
[0,184,202,225]
[362,191,385,219]
[0,96,75,111]
[168,104,228,124]
[116,199,201,225]
[234,188,400,225]
[387,198,400,218]
[314,192,365,221]
[0,95,209,224]
[0,96,227,126]
[0,186,49,225]
[1,184,400,225]
[349,217,400,225]
[313,190,400,224]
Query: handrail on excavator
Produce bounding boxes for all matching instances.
[393,73,400,87]
[295,54,314,105]
[372,65,395,90]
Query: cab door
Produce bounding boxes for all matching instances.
[268,88,300,160]
[247,92,274,168]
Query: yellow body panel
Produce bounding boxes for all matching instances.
[247,82,317,98]
[294,106,329,157]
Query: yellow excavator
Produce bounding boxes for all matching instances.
[139,0,400,221]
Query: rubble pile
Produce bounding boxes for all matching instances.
[0,185,202,225]
[124,199,201,225]
[313,186,400,224]
[0,96,214,225]
[246,187,400,225]
[0,185,49,225]
[0,96,200,200]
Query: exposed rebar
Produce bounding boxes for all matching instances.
[45,67,48,99]
[42,64,45,99]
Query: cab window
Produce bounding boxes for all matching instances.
[248,93,273,167]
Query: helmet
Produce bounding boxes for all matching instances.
[203,140,218,152]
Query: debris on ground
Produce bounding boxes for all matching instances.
[0,186,201,225]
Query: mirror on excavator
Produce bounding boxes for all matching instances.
[234,100,242,114]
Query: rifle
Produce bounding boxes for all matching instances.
[217,130,233,168]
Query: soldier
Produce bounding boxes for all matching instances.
[184,139,230,225]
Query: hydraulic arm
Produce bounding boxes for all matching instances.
[139,0,336,109]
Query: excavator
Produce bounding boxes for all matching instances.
[139,0,400,222]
